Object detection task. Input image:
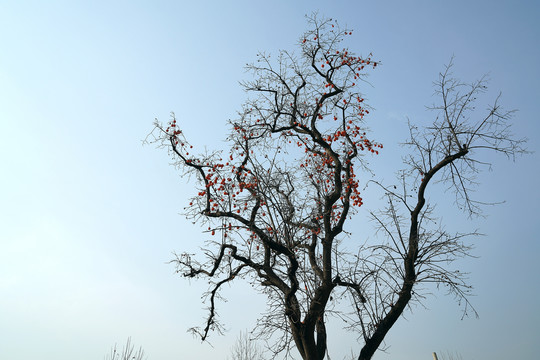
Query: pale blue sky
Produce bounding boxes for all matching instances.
[1,1,539,359]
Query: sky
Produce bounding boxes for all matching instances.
[1,1,539,359]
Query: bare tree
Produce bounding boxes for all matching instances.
[228,330,266,360]
[104,337,147,360]
[146,14,526,360]
[434,350,464,360]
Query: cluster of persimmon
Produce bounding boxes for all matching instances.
[204,164,258,214]
[301,150,364,223]
[323,117,383,155]
[318,49,378,73]
[161,122,271,252]
[165,116,380,252]
[301,23,379,94]
[161,21,385,257]
[233,123,263,140]
[164,119,183,143]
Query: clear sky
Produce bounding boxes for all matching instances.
[1,1,539,359]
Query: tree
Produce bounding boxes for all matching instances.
[433,351,464,360]
[146,15,526,360]
[228,330,267,360]
[104,337,147,360]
